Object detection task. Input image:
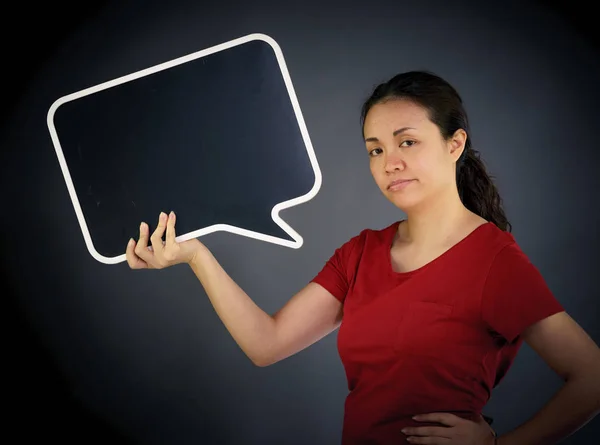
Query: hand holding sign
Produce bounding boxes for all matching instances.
[126,211,202,269]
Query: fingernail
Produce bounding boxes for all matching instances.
[160,212,167,220]
[169,211,175,218]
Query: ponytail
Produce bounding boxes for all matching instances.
[457,145,512,232]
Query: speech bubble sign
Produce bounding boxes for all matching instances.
[47,33,322,265]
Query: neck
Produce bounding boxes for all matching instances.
[400,186,473,247]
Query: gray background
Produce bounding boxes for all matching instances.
[3,0,599,443]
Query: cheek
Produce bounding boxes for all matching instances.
[414,152,447,181]
[369,160,383,181]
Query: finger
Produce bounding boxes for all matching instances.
[413,413,461,427]
[137,222,150,248]
[402,426,452,438]
[165,211,177,246]
[134,222,154,263]
[126,238,149,269]
[150,212,168,252]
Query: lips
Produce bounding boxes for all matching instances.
[387,179,414,190]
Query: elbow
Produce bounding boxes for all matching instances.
[250,353,276,368]
[587,357,600,402]
[567,364,600,410]
[593,371,600,411]
[249,338,279,367]
[251,357,272,367]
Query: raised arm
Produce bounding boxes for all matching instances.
[189,244,343,366]
[126,211,344,367]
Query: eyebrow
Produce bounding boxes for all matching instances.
[364,126,416,142]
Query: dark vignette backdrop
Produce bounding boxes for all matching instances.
[2,1,599,444]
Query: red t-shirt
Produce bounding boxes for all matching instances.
[311,220,564,445]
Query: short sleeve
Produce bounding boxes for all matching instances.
[310,233,362,303]
[481,242,565,343]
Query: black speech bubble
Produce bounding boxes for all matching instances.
[47,34,322,264]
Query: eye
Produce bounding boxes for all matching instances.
[400,140,416,147]
[369,148,383,157]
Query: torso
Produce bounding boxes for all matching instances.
[331,219,514,444]
[310,217,563,445]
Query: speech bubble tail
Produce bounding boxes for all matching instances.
[185,217,303,249]
[264,216,300,244]
[236,216,304,249]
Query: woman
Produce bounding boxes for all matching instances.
[126,71,600,444]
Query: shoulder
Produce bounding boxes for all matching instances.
[480,223,532,267]
[481,224,551,292]
[465,221,522,264]
[480,226,564,343]
[322,220,399,268]
[311,221,400,299]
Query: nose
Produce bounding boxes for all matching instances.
[385,151,405,173]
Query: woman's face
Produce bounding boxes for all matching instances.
[362,99,466,212]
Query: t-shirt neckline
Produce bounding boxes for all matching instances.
[386,220,493,277]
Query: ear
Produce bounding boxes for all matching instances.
[447,129,467,162]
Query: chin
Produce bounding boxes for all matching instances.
[386,193,422,212]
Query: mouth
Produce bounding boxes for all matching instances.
[387,179,415,191]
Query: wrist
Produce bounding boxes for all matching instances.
[187,240,209,266]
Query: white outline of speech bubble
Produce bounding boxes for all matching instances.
[47,33,323,265]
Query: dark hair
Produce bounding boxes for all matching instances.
[360,70,512,232]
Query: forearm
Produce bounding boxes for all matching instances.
[188,244,276,366]
[498,374,600,445]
